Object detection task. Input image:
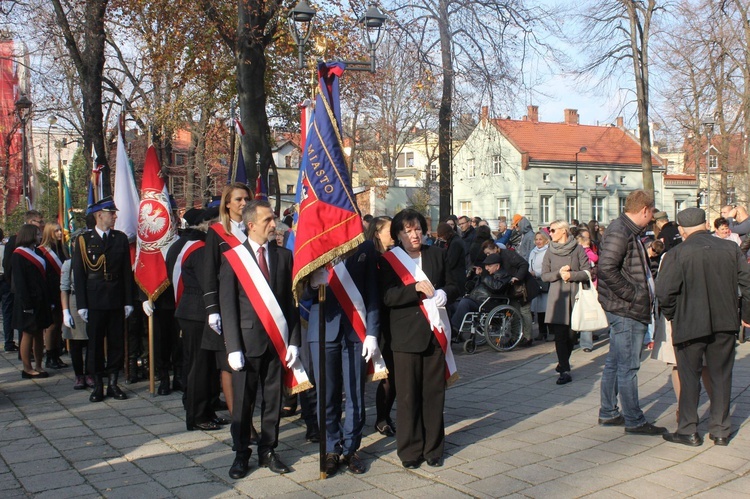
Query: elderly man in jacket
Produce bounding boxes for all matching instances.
[597,190,666,435]
[656,208,750,446]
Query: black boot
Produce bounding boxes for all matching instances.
[46,350,62,369]
[106,373,128,400]
[157,371,172,396]
[89,375,104,402]
[126,358,139,384]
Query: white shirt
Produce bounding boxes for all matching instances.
[95,227,110,240]
[230,219,248,243]
[247,239,270,270]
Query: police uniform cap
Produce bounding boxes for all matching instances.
[86,196,118,215]
[676,207,706,228]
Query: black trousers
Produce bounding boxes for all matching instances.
[393,338,446,463]
[231,348,282,456]
[87,309,125,376]
[179,318,218,428]
[550,323,576,373]
[676,332,735,437]
[153,308,180,374]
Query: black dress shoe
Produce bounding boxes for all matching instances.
[556,372,572,385]
[325,453,339,476]
[249,426,259,445]
[21,370,47,379]
[106,384,128,400]
[89,385,105,403]
[305,424,320,443]
[343,453,366,474]
[190,421,221,431]
[5,343,18,352]
[426,457,443,467]
[229,454,250,479]
[212,417,230,426]
[663,432,702,446]
[598,415,625,426]
[625,422,667,435]
[258,451,290,474]
[402,458,423,469]
[157,379,172,396]
[709,434,729,446]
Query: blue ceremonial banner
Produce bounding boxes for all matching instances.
[291,62,364,299]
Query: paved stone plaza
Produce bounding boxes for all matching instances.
[1,337,749,498]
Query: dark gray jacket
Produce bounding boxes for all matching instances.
[655,231,750,343]
[597,213,652,324]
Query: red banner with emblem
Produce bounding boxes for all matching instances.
[134,145,176,301]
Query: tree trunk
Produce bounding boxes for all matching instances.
[438,0,453,221]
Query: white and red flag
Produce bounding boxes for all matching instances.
[113,121,140,264]
[134,145,176,301]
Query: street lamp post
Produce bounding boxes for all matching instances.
[14,95,33,210]
[288,1,387,72]
[47,115,57,216]
[702,119,715,219]
[575,146,587,221]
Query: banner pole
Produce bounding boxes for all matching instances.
[148,300,155,396]
[318,285,327,480]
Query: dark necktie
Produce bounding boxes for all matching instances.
[102,232,108,245]
[257,246,270,282]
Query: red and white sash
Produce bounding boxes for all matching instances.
[39,246,62,276]
[210,221,245,248]
[383,246,458,385]
[224,243,312,394]
[172,240,205,308]
[14,247,46,278]
[328,261,388,382]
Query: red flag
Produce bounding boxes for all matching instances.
[134,146,176,301]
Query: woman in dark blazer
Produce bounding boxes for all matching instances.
[12,224,54,379]
[379,209,459,469]
[39,222,67,369]
[542,220,590,385]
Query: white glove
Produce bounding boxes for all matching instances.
[63,309,75,328]
[285,345,299,369]
[208,313,222,335]
[434,289,448,307]
[124,305,134,318]
[78,308,89,323]
[310,268,329,289]
[228,351,245,371]
[142,301,154,317]
[362,336,379,363]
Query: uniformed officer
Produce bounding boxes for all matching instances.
[72,197,134,402]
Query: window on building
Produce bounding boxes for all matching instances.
[543,173,550,183]
[268,173,278,196]
[620,176,626,185]
[709,155,718,170]
[592,196,605,220]
[727,187,736,205]
[619,197,627,214]
[286,184,295,194]
[62,160,68,166]
[540,195,552,224]
[595,175,603,185]
[397,152,415,169]
[170,176,185,198]
[459,201,472,217]
[570,174,576,184]
[429,163,438,181]
[492,154,502,175]
[497,198,510,220]
[566,197,577,222]
[675,199,685,215]
[467,158,476,178]
[285,155,292,168]
[174,153,186,166]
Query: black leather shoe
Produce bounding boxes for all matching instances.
[325,453,339,476]
[157,378,172,396]
[556,372,572,385]
[663,432,703,446]
[402,458,422,469]
[625,422,667,435]
[426,457,443,468]
[249,426,259,445]
[598,415,625,426]
[305,424,320,443]
[5,343,18,352]
[55,357,69,368]
[188,421,221,431]
[258,451,290,474]
[90,383,104,403]
[709,434,729,446]
[228,454,251,479]
[280,406,297,418]
[212,417,230,426]
[106,384,128,400]
[344,453,366,474]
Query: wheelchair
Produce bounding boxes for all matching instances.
[456,296,524,354]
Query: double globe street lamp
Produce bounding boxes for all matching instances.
[288,0,387,72]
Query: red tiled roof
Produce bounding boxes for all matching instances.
[491,119,662,167]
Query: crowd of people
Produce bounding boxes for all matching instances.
[1,187,747,483]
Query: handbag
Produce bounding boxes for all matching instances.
[535,276,550,293]
[570,270,608,332]
[511,282,528,303]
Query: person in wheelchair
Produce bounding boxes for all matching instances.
[450,253,513,334]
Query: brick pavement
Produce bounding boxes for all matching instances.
[1,335,749,498]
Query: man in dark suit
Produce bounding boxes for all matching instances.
[656,207,750,447]
[220,200,300,479]
[72,197,134,402]
[307,239,381,476]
